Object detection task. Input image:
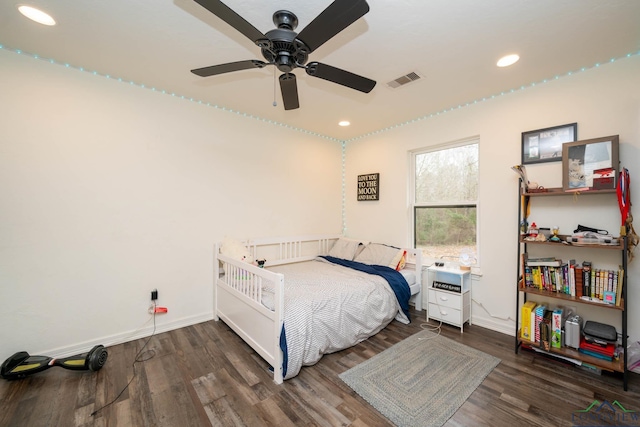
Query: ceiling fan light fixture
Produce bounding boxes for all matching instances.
[190,0,375,110]
[338,121,350,127]
[497,54,519,67]
[17,5,56,26]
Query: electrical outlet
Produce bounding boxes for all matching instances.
[151,289,158,301]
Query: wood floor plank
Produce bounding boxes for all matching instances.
[253,395,299,427]
[127,360,158,427]
[205,396,248,427]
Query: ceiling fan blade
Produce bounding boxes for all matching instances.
[191,60,269,77]
[279,73,300,110]
[193,0,266,42]
[306,62,376,93]
[297,0,370,53]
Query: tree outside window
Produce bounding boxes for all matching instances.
[412,141,478,265]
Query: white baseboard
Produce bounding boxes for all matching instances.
[470,316,514,336]
[37,311,514,360]
[41,312,214,358]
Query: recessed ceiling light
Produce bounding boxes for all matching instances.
[18,5,56,26]
[497,54,519,67]
[338,121,350,127]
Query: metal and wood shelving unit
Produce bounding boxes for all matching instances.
[514,184,629,391]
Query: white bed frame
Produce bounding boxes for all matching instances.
[213,234,423,384]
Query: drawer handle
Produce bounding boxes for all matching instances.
[440,296,448,301]
[440,310,448,316]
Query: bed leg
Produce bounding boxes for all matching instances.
[274,370,283,385]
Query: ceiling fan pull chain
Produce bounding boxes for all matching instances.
[272,66,277,107]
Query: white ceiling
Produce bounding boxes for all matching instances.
[2,0,639,140]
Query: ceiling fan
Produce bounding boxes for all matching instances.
[190,0,376,110]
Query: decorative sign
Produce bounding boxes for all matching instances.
[432,281,461,293]
[357,173,379,201]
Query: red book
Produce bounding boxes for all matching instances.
[579,337,615,357]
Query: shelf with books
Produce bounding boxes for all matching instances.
[521,253,625,308]
[517,331,624,373]
[514,177,629,391]
[517,285,625,311]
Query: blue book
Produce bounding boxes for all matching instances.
[578,348,613,361]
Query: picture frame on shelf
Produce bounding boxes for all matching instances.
[562,135,619,192]
[521,123,577,165]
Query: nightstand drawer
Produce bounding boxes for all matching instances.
[428,289,462,309]
[428,303,462,325]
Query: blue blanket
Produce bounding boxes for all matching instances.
[319,255,412,320]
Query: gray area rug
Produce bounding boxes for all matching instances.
[339,329,500,427]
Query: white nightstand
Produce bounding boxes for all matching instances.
[425,266,471,332]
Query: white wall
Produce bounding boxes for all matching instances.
[345,56,640,338]
[0,50,342,359]
[2,47,639,361]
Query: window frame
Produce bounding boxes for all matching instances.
[409,137,480,267]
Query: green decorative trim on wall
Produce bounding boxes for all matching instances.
[3,44,638,143]
[4,43,639,239]
[0,45,342,143]
[341,140,347,235]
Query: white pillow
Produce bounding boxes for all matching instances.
[327,237,362,260]
[354,243,404,269]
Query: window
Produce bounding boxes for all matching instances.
[411,139,478,265]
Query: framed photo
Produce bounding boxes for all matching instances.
[562,135,619,192]
[521,123,577,165]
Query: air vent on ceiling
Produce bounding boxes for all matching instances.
[386,71,422,89]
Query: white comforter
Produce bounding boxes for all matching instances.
[267,259,408,380]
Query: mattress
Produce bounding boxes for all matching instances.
[399,268,419,295]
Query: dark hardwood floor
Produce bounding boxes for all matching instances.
[1,308,638,426]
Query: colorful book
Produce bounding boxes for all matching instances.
[534,305,546,343]
[579,348,614,361]
[580,337,615,357]
[524,265,533,287]
[575,265,583,297]
[569,263,576,296]
[520,301,537,340]
[582,261,591,297]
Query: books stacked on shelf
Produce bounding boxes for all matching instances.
[520,302,572,349]
[523,256,567,293]
[521,254,624,306]
[520,302,619,367]
[579,337,615,361]
[581,261,624,306]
